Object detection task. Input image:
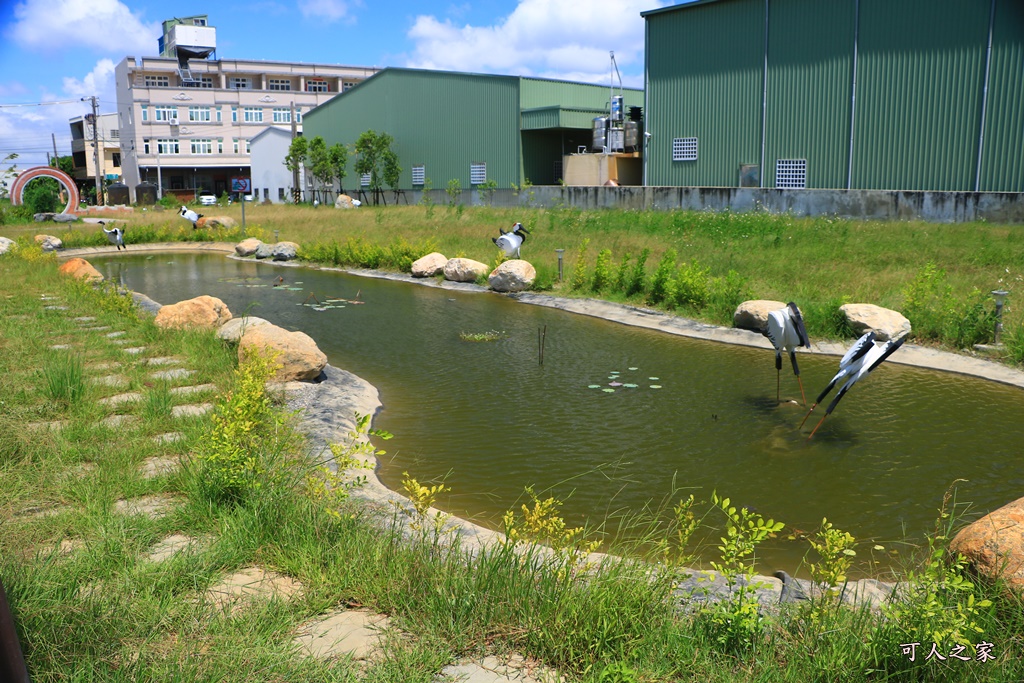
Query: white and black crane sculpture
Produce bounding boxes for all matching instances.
[100,222,126,251]
[764,301,811,405]
[802,333,906,439]
[492,222,530,258]
[179,206,203,230]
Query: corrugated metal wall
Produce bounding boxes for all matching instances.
[764,0,854,189]
[519,79,642,111]
[303,69,521,190]
[645,0,1024,192]
[645,0,764,187]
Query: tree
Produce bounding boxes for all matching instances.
[50,155,74,176]
[328,143,349,195]
[283,136,309,202]
[307,136,332,203]
[354,130,399,205]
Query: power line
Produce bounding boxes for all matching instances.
[0,99,85,108]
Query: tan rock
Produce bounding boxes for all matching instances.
[196,216,237,229]
[154,295,233,330]
[239,323,327,381]
[950,496,1024,591]
[217,316,272,343]
[443,257,489,283]
[58,257,103,282]
[235,238,263,256]
[839,303,911,342]
[334,194,360,209]
[410,252,448,277]
[733,300,787,332]
[489,259,536,292]
[35,234,63,251]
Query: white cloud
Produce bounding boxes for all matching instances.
[9,0,158,55]
[406,0,665,86]
[298,0,361,23]
[62,60,116,99]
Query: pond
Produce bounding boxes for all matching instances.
[93,252,1024,573]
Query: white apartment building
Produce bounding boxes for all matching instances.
[116,15,377,202]
[69,112,122,184]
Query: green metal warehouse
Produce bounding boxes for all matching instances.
[301,67,643,192]
[642,0,1024,192]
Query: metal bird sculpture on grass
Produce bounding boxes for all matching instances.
[764,302,811,405]
[179,206,203,230]
[804,334,906,439]
[493,222,530,258]
[100,222,126,250]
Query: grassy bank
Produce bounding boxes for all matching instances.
[2,245,1023,681]
[7,201,1024,360]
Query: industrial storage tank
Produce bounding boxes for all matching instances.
[592,116,608,152]
[611,95,624,122]
[106,183,129,206]
[135,182,158,205]
[624,121,641,151]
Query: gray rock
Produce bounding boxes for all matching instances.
[53,213,78,223]
[254,243,273,260]
[33,213,54,222]
[0,237,15,255]
[35,234,63,251]
[271,241,299,261]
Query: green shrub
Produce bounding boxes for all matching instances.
[647,249,677,305]
[23,177,61,213]
[569,238,590,292]
[40,352,84,405]
[591,248,613,293]
[670,260,711,310]
[614,252,633,294]
[625,248,649,298]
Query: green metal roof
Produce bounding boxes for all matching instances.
[521,106,609,130]
[641,0,728,19]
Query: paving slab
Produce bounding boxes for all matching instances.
[109,339,130,345]
[74,316,97,323]
[144,534,204,562]
[293,610,390,661]
[26,420,66,432]
[15,503,73,519]
[89,374,128,388]
[100,414,137,429]
[170,383,217,397]
[152,432,185,444]
[98,391,143,407]
[81,326,112,332]
[105,331,126,338]
[205,566,303,610]
[171,403,213,418]
[44,305,69,310]
[114,494,178,519]
[139,455,179,479]
[439,655,564,683]
[144,357,182,366]
[151,368,195,381]
[87,362,118,371]
[122,347,146,355]
[49,343,73,350]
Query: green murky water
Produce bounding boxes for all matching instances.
[95,253,1024,573]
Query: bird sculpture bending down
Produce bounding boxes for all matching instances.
[100,222,126,251]
[803,333,906,439]
[492,222,530,258]
[179,206,203,230]
[764,302,811,405]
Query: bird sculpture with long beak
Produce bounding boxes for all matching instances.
[805,334,906,439]
[179,206,203,230]
[492,222,530,258]
[100,222,126,251]
[764,302,811,405]
[799,331,876,429]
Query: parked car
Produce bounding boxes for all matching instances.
[199,193,217,206]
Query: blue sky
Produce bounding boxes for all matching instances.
[0,0,670,170]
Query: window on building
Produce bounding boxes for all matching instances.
[72,151,87,168]
[112,153,121,167]
[190,139,213,155]
[232,138,239,154]
[231,106,238,123]
[272,108,291,123]
[145,75,169,87]
[188,106,211,122]
[360,173,371,187]
[412,165,425,186]
[305,79,329,93]
[141,106,148,122]
[268,78,292,91]
[215,107,222,122]
[263,188,269,200]
[229,77,252,89]
[342,81,358,92]
[244,139,251,154]
[217,138,223,154]
[243,107,263,123]
[184,75,214,89]
[192,17,206,26]
[143,138,150,154]
[110,129,119,138]
[278,187,286,201]
[672,137,698,162]
[775,159,807,189]
[157,139,179,154]
[154,106,178,122]
[294,107,302,123]
[470,162,487,185]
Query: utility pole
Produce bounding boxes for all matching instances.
[51,133,58,162]
[82,96,103,205]
[290,101,299,202]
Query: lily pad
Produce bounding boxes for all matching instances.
[648,377,660,381]
[602,388,616,393]
[312,306,327,312]
[588,385,601,389]
[624,383,638,388]
[650,385,662,389]
[628,367,638,371]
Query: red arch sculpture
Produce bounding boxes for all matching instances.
[10,166,80,214]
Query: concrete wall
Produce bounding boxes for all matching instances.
[405,186,1024,223]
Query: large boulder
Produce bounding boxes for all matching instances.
[217,316,272,343]
[0,237,15,255]
[734,300,787,333]
[238,324,327,381]
[335,194,359,209]
[839,303,911,342]
[34,234,63,251]
[53,213,78,223]
[411,252,448,278]
[235,238,263,257]
[254,243,274,260]
[58,257,103,282]
[196,215,237,229]
[154,295,232,330]
[271,241,300,261]
[443,257,489,283]
[489,260,536,292]
[950,496,1024,592]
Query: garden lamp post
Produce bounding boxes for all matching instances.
[555,249,565,281]
[992,290,1009,345]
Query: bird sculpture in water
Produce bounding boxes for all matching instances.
[179,206,202,230]
[764,302,811,405]
[100,222,126,251]
[803,333,906,439]
[492,222,530,258]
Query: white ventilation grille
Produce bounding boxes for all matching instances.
[412,165,425,185]
[672,137,698,162]
[470,162,487,185]
[776,159,807,189]
[361,173,371,187]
